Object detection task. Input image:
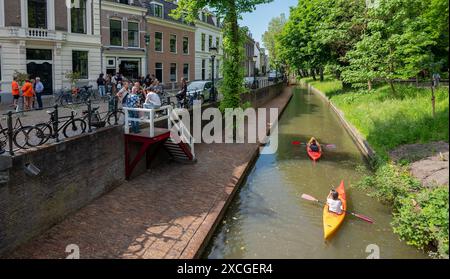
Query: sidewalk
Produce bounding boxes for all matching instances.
[6,88,293,259]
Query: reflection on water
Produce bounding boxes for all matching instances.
[205,87,426,259]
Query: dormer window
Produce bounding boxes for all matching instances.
[153,3,163,18]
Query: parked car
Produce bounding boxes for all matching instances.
[244,77,259,89]
[268,71,281,82]
[187,80,218,102]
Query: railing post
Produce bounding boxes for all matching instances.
[53,105,59,142]
[114,96,118,125]
[124,108,129,134]
[7,111,14,156]
[87,99,92,133]
[150,109,155,138]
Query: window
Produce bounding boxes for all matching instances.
[155,32,163,52]
[201,12,207,22]
[155,63,163,82]
[170,63,177,82]
[216,37,220,52]
[26,49,52,60]
[71,0,86,34]
[154,3,163,18]
[128,22,139,47]
[118,0,129,4]
[72,51,88,79]
[183,64,189,80]
[201,59,206,80]
[201,33,206,51]
[28,0,47,29]
[110,20,122,46]
[209,35,213,50]
[170,34,177,53]
[183,37,189,54]
[0,48,2,82]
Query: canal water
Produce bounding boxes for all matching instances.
[205,86,426,259]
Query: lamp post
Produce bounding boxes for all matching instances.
[209,46,218,102]
[252,55,258,89]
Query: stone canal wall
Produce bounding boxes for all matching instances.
[0,126,125,256]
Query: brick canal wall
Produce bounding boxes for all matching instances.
[0,126,125,256]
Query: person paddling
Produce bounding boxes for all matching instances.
[327,190,343,215]
[309,139,320,152]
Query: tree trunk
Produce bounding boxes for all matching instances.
[311,69,317,81]
[368,80,373,91]
[431,84,436,119]
[389,80,396,95]
[319,68,324,82]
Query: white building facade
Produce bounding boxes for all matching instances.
[194,10,223,81]
[0,0,101,102]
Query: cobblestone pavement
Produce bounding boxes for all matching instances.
[6,88,293,259]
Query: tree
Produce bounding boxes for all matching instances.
[262,13,287,71]
[171,0,272,110]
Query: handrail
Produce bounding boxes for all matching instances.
[122,106,196,160]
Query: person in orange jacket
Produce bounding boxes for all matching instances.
[22,79,34,110]
[11,76,20,108]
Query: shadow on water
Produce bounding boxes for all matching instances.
[205,86,427,259]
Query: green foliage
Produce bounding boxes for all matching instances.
[357,163,421,205]
[303,78,450,159]
[357,163,449,258]
[13,70,29,85]
[278,0,449,92]
[262,13,287,70]
[392,187,449,259]
[172,0,272,110]
[65,71,81,86]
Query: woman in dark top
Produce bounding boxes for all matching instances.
[177,78,188,100]
[97,73,106,97]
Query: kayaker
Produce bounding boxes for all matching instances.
[327,190,343,214]
[310,139,320,152]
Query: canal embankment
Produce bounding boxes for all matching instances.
[300,78,449,259]
[3,86,293,259]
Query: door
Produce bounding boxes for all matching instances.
[27,62,53,95]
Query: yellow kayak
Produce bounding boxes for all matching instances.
[323,180,346,240]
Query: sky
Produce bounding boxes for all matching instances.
[239,0,298,51]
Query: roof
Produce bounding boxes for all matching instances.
[142,0,194,26]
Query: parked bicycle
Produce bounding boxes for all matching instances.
[0,115,44,150]
[81,106,125,128]
[32,109,87,145]
[74,85,97,104]
[54,87,73,106]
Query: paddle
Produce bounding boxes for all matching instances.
[301,193,374,224]
[292,141,337,150]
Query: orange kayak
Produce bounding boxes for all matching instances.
[307,137,322,161]
[323,180,346,240]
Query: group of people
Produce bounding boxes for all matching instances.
[11,76,45,110]
[103,75,165,134]
[96,73,166,98]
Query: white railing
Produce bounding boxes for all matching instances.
[168,109,195,160]
[27,28,56,39]
[122,106,195,159]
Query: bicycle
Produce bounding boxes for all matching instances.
[0,116,44,150]
[32,109,87,144]
[54,88,74,106]
[81,105,125,128]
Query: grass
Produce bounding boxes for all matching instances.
[301,77,449,159]
[301,77,449,258]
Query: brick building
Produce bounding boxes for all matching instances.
[100,0,147,80]
[143,0,195,89]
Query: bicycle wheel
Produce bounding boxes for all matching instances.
[0,129,8,150]
[12,126,35,149]
[107,110,125,126]
[63,119,87,138]
[24,126,46,147]
[34,123,53,145]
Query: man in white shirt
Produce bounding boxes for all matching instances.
[144,90,161,109]
[327,190,343,214]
